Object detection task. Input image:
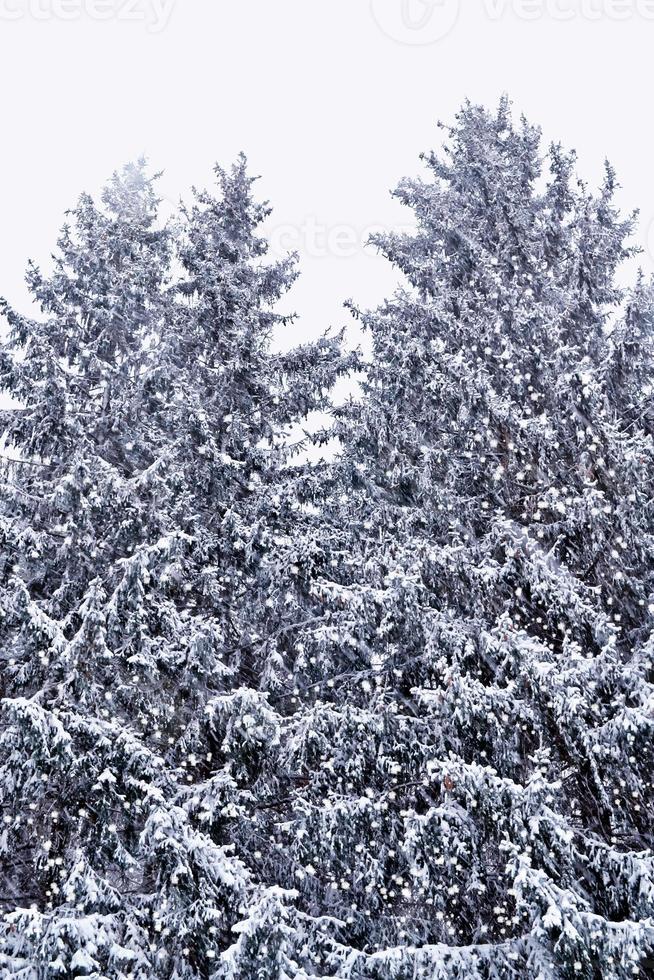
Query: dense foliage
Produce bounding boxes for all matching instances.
[1,102,653,979]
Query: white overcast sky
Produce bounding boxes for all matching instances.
[1,0,653,349]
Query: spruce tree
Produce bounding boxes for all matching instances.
[0,158,351,978]
[247,101,654,979]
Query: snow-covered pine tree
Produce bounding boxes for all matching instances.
[0,158,352,978]
[237,100,654,978]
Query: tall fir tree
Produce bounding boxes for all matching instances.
[0,158,352,978]
[226,100,654,979]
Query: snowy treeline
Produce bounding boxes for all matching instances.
[0,99,653,979]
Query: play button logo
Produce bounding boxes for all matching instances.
[371,0,460,45]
